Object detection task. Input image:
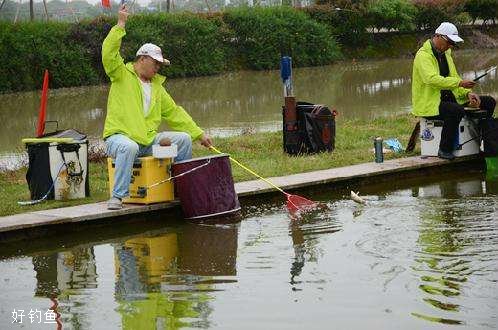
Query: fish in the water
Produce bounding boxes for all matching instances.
[350,191,366,204]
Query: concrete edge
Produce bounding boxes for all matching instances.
[0,155,482,234]
[235,155,480,196]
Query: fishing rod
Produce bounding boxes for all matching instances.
[473,66,497,82]
[18,163,66,205]
[456,65,497,147]
[458,122,498,149]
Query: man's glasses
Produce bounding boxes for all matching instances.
[441,35,456,47]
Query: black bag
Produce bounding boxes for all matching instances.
[283,101,336,155]
[26,143,54,200]
[481,118,498,157]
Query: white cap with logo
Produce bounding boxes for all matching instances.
[136,43,170,65]
[435,22,464,43]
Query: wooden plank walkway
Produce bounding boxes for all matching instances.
[0,155,482,234]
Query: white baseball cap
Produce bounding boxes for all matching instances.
[435,22,464,43]
[136,43,170,65]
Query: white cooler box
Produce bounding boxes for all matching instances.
[25,139,89,200]
[420,117,480,157]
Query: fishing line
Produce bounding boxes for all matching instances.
[17,162,66,206]
[209,146,319,213]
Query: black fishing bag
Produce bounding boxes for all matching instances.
[283,101,336,155]
[481,118,498,157]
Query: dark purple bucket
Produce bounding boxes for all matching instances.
[172,154,241,220]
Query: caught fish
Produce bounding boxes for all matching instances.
[350,191,366,205]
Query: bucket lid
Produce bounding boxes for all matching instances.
[173,153,229,165]
[46,129,87,140]
[22,137,76,144]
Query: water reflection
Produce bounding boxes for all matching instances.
[32,248,98,328]
[1,49,497,165]
[412,176,498,326]
[1,173,498,329]
[115,233,178,291]
[114,223,238,329]
[288,208,342,290]
[33,248,97,296]
[177,223,238,277]
[114,233,198,330]
[289,220,306,287]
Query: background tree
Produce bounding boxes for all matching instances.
[367,0,416,32]
[412,0,467,30]
[465,0,498,25]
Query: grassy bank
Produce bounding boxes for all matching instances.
[0,114,418,217]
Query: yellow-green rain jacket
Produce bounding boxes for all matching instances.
[102,26,203,145]
[411,40,470,117]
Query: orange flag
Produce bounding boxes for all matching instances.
[36,70,49,138]
[102,0,111,8]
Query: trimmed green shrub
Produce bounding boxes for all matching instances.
[1,7,343,92]
[0,13,228,91]
[0,21,99,92]
[67,16,116,84]
[223,6,341,70]
[69,13,227,80]
[124,13,227,77]
[1,8,341,92]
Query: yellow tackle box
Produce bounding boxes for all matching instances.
[107,156,174,204]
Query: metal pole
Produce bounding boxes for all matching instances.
[14,0,22,23]
[29,0,34,21]
[0,0,7,13]
[204,0,211,12]
[43,0,49,21]
[66,0,78,23]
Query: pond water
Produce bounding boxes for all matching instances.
[1,49,497,169]
[1,171,497,329]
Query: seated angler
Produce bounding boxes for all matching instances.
[102,5,212,210]
[411,22,496,160]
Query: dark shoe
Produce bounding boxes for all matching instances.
[438,150,455,160]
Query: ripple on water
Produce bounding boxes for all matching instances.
[339,191,498,327]
[410,196,498,326]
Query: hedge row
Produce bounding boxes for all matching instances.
[0,7,341,93]
[222,6,340,70]
[0,21,100,92]
[2,2,496,93]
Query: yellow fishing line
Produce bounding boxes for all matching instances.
[209,146,286,194]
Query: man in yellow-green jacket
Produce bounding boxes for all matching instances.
[103,5,212,210]
[412,22,496,160]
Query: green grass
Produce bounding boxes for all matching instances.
[0,162,109,217]
[0,114,419,217]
